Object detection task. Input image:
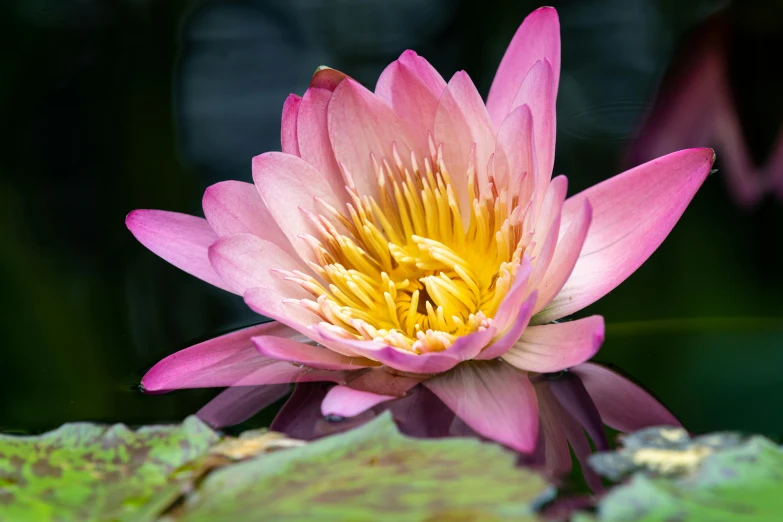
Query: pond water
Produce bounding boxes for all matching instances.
[2,0,782,453]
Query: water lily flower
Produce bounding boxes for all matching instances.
[127,6,713,453]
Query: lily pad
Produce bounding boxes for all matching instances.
[173,412,550,521]
[589,426,747,481]
[0,416,219,522]
[586,434,783,521]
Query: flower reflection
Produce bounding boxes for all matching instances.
[198,362,679,490]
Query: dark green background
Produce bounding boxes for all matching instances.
[2,0,781,438]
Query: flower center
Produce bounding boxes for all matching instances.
[285,144,529,354]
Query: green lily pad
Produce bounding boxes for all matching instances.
[589,426,747,481]
[173,412,550,521]
[0,416,219,522]
[587,435,783,521]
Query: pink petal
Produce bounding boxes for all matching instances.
[197,384,291,428]
[252,151,347,264]
[528,175,568,289]
[208,233,309,296]
[270,382,331,440]
[434,71,496,221]
[534,381,574,477]
[126,210,232,293]
[397,50,448,97]
[281,94,301,156]
[486,6,560,126]
[502,316,604,373]
[528,215,559,291]
[510,60,557,207]
[570,363,681,432]
[345,368,425,397]
[546,370,608,452]
[243,287,321,336]
[533,374,603,491]
[252,335,377,370]
[320,385,395,417]
[327,78,416,198]
[384,385,457,437]
[311,324,497,374]
[494,104,537,203]
[533,199,592,314]
[489,255,533,332]
[284,323,373,360]
[141,322,343,391]
[530,175,567,249]
[272,382,376,440]
[475,291,537,360]
[423,361,539,453]
[538,148,714,322]
[309,66,348,91]
[202,181,297,258]
[558,404,604,493]
[297,87,346,196]
[375,50,446,153]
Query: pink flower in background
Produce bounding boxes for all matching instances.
[127,7,712,453]
[628,12,783,207]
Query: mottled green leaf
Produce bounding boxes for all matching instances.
[588,435,783,521]
[0,416,219,522]
[174,412,550,522]
[589,426,747,481]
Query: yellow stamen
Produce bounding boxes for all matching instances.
[289,147,528,353]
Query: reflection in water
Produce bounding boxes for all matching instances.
[628,6,783,206]
[197,362,679,490]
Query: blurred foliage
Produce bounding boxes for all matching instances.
[588,426,745,480]
[174,413,547,521]
[577,427,783,521]
[3,413,782,521]
[0,0,781,436]
[0,413,550,521]
[0,416,218,521]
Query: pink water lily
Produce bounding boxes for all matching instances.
[127,6,713,453]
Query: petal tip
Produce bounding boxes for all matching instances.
[284,93,302,103]
[125,209,142,230]
[534,6,558,15]
[311,66,348,91]
[450,69,470,82]
[125,209,162,239]
[251,151,286,181]
[593,318,606,350]
[527,6,559,24]
[201,181,229,207]
[140,371,165,394]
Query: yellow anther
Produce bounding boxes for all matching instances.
[286,148,528,353]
